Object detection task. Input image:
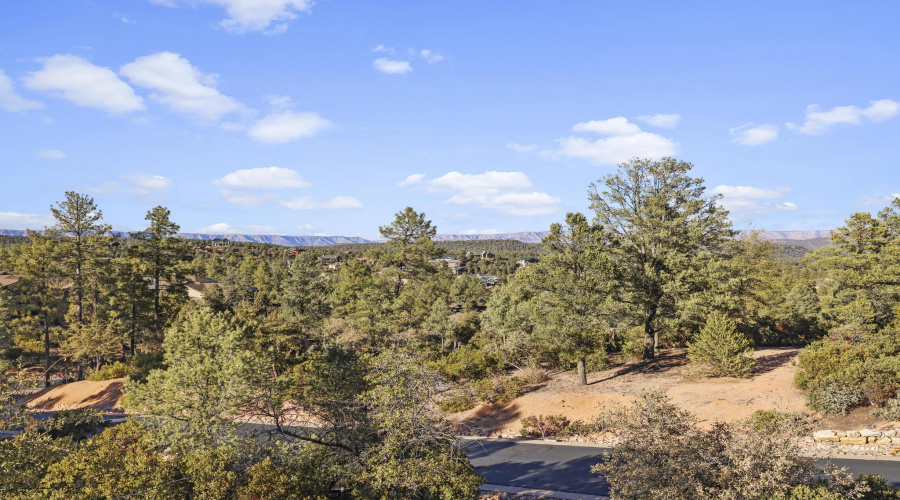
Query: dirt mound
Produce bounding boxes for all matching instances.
[452,348,809,435]
[23,379,124,411]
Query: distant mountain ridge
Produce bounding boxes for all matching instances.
[0,228,833,247]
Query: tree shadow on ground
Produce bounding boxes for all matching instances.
[751,350,798,377]
[454,403,522,436]
[464,440,611,496]
[590,349,688,385]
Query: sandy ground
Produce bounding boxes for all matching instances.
[23,378,124,411]
[451,348,810,435]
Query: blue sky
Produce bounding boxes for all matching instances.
[1,1,898,237]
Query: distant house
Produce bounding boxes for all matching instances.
[480,251,495,259]
[516,257,539,268]
[476,274,499,288]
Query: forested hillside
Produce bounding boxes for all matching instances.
[3,158,900,498]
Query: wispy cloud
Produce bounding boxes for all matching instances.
[787,99,900,135]
[24,55,144,114]
[730,123,779,146]
[539,117,679,166]
[373,58,412,74]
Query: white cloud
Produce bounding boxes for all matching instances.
[426,171,561,217]
[89,173,172,197]
[0,212,55,230]
[23,55,144,114]
[195,222,281,234]
[214,166,311,190]
[120,52,244,121]
[248,110,332,143]
[635,113,681,129]
[0,69,43,112]
[152,0,313,34]
[573,117,642,135]
[540,117,678,166]
[296,224,316,233]
[730,123,779,146]
[373,58,412,74]
[787,99,900,135]
[396,173,425,187]
[37,150,66,159]
[280,196,363,210]
[372,44,394,54]
[266,94,292,109]
[506,142,539,153]
[420,49,443,64]
[862,193,900,206]
[712,185,797,219]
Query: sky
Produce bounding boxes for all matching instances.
[1,1,898,238]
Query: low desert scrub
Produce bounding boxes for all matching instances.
[472,376,526,405]
[591,390,883,499]
[519,414,569,438]
[518,366,549,385]
[438,395,477,413]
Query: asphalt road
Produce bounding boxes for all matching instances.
[465,439,900,497]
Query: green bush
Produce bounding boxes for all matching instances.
[807,381,866,415]
[45,409,107,440]
[88,361,136,381]
[687,313,756,377]
[747,409,810,435]
[432,345,502,382]
[520,414,569,438]
[872,396,900,421]
[472,376,526,405]
[87,353,164,382]
[620,326,645,362]
[438,395,476,413]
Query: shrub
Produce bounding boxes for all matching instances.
[687,313,756,378]
[520,414,569,438]
[519,366,549,385]
[472,376,526,405]
[808,382,866,415]
[433,345,502,382]
[620,326,645,362]
[45,409,107,440]
[438,395,477,413]
[590,390,863,499]
[87,353,164,382]
[747,409,811,435]
[872,396,900,421]
[88,361,136,381]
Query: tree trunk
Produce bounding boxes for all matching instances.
[577,357,587,386]
[43,322,50,388]
[643,307,657,360]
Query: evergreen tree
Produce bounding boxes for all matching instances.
[132,205,182,334]
[588,158,733,359]
[687,312,756,377]
[48,191,111,328]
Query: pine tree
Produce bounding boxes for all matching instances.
[687,312,756,377]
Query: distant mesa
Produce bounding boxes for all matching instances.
[0,228,832,247]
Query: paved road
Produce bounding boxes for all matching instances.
[465,439,900,497]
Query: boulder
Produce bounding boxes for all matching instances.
[875,437,893,445]
[814,430,838,440]
[860,429,882,438]
[841,437,868,445]
[846,431,862,438]
[885,430,898,437]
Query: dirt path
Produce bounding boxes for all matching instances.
[451,348,808,435]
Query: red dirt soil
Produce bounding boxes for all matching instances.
[23,378,124,411]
